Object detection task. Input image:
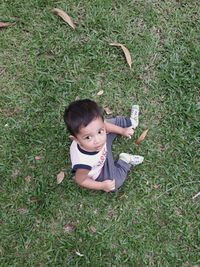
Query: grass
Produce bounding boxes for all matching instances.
[0,0,200,266]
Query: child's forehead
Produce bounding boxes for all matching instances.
[79,117,105,134]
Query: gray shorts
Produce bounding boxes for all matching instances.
[96,116,132,190]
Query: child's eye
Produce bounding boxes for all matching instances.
[98,129,105,134]
[84,136,92,140]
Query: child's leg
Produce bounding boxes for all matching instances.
[97,116,143,191]
[96,131,144,190]
[106,104,140,130]
[105,116,132,144]
[96,154,143,190]
[95,151,131,190]
[106,116,132,128]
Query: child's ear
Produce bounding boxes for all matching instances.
[69,135,77,142]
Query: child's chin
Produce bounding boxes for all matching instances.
[95,146,103,151]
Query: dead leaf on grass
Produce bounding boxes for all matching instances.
[97,90,104,96]
[104,107,113,115]
[0,22,13,28]
[135,129,149,145]
[110,43,132,69]
[153,184,160,189]
[35,155,43,160]
[52,8,76,30]
[12,169,20,178]
[57,171,65,184]
[17,208,28,214]
[107,208,115,219]
[24,175,31,183]
[63,223,76,233]
[89,226,97,234]
[28,196,40,203]
[0,108,21,117]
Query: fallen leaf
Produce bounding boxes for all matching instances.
[57,171,65,184]
[104,107,113,115]
[35,155,43,160]
[89,226,97,234]
[97,90,104,96]
[17,208,28,214]
[107,208,115,219]
[135,129,149,145]
[0,108,21,117]
[0,22,13,28]
[52,8,76,30]
[111,243,117,249]
[12,169,20,178]
[153,184,160,189]
[28,196,40,203]
[63,223,76,233]
[110,43,132,69]
[24,175,31,183]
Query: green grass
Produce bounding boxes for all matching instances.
[1,0,200,266]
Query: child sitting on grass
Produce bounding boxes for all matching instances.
[64,99,144,192]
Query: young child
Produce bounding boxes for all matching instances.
[64,99,144,192]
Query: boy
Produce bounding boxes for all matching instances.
[64,99,144,192]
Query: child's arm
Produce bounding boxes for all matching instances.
[74,169,115,192]
[104,121,134,138]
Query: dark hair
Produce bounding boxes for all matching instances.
[64,99,104,136]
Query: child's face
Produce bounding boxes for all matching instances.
[73,117,107,152]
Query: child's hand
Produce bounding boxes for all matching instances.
[122,127,134,139]
[102,180,115,192]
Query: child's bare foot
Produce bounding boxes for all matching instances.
[119,153,144,166]
[130,105,139,129]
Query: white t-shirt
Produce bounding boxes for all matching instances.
[70,141,107,180]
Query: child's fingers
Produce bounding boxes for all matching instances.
[129,127,134,133]
[110,180,115,190]
[128,127,134,138]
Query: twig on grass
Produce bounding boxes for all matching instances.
[156,181,200,199]
[192,191,200,200]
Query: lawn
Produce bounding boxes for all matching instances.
[0,0,200,266]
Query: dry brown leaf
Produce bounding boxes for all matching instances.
[28,196,39,203]
[57,171,65,184]
[89,226,97,234]
[24,175,31,183]
[97,90,104,96]
[17,208,28,214]
[135,129,149,145]
[104,107,113,115]
[52,8,76,30]
[0,108,21,117]
[153,184,160,189]
[35,155,43,160]
[110,43,132,69]
[12,169,20,178]
[0,22,13,28]
[63,223,76,233]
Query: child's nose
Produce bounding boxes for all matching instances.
[94,135,100,144]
